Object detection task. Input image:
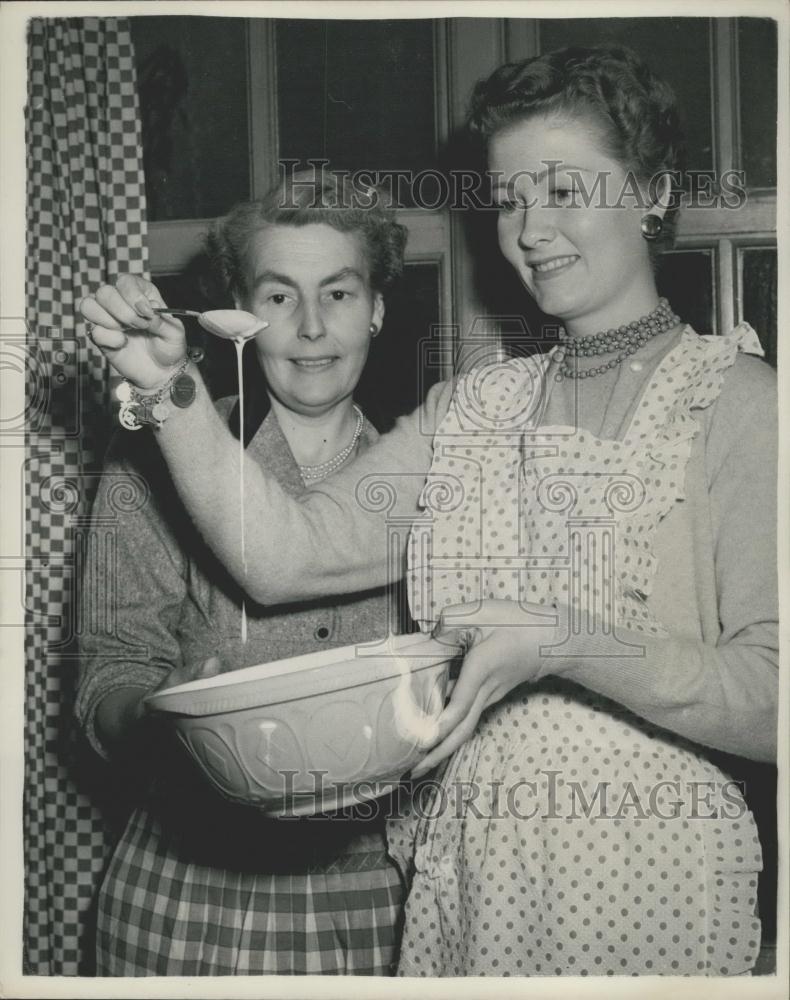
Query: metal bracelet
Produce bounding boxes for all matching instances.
[117,357,193,430]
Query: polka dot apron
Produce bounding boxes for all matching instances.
[389,326,764,976]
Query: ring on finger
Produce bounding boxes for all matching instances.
[455,627,478,653]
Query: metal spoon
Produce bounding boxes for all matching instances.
[154,308,268,341]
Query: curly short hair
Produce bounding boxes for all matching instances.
[468,45,687,248]
[205,170,408,301]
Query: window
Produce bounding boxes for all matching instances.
[135,16,777,370]
[507,17,778,353]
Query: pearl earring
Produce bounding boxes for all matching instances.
[640,214,664,241]
[369,323,379,336]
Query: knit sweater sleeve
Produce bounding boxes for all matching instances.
[181,379,455,606]
[549,355,779,762]
[74,435,188,760]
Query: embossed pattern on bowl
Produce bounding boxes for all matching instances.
[146,634,459,814]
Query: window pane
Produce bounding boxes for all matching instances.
[657,248,715,333]
[130,17,250,221]
[740,247,777,368]
[276,19,437,195]
[355,263,442,429]
[738,19,778,188]
[538,18,714,171]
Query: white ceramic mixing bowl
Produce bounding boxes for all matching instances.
[145,632,460,814]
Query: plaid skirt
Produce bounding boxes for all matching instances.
[96,800,404,976]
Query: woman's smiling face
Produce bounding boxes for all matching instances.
[240,223,384,417]
[489,113,659,334]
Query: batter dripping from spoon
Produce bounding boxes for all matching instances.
[155,309,268,643]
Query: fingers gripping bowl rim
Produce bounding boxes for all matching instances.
[145,633,462,815]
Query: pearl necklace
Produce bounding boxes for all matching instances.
[554,298,681,380]
[298,404,365,482]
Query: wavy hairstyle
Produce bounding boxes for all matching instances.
[205,169,408,300]
[468,44,687,250]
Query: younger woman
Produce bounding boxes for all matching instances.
[81,47,777,976]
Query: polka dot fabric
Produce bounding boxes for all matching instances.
[389,326,764,976]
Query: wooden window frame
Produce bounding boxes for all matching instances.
[145,16,776,353]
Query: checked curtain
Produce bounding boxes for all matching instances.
[24,17,148,974]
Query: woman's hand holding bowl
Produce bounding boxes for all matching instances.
[148,655,224,701]
[411,599,561,777]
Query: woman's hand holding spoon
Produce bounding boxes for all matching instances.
[79,277,268,389]
[79,275,188,390]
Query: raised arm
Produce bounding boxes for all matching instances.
[79,277,453,605]
[161,376,453,603]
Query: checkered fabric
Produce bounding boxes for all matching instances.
[24,18,148,975]
[96,807,404,976]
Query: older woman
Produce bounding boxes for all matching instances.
[76,172,409,976]
[82,46,777,977]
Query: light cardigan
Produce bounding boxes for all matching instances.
[185,326,777,764]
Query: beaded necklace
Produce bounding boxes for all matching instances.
[297,404,365,482]
[554,298,681,380]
